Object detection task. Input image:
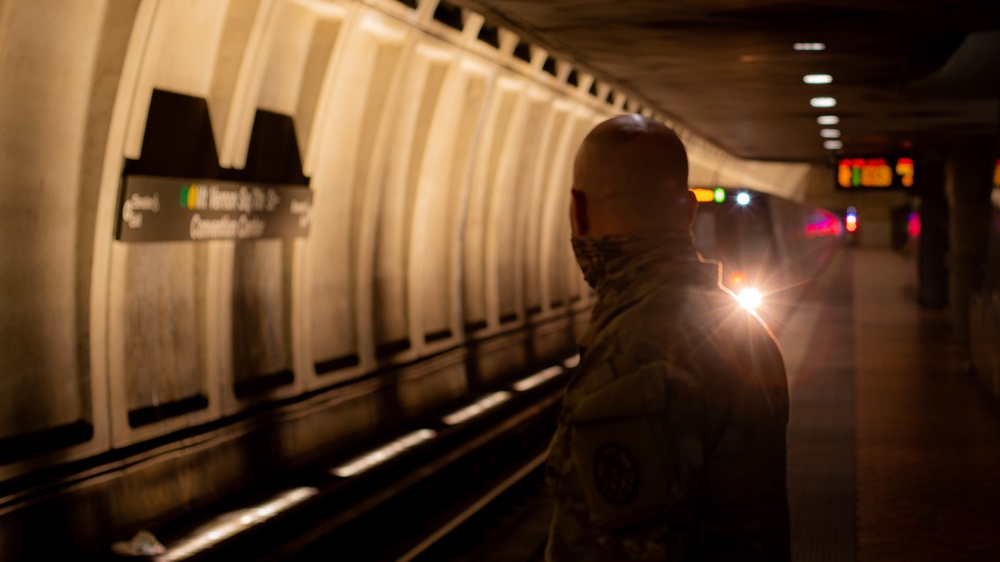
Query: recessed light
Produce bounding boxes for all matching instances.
[810,97,836,108]
[817,115,839,125]
[794,42,826,51]
[820,129,841,138]
[803,74,833,84]
[823,140,843,150]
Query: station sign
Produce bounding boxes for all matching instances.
[836,156,915,190]
[116,175,313,242]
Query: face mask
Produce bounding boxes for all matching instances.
[571,231,694,290]
[571,235,633,289]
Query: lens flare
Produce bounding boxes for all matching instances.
[737,288,763,310]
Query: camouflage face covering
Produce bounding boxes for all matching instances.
[571,231,700,293]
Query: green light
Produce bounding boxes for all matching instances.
[714,188,725,203]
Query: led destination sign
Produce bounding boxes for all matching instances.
[116,176,313,242]
[837,156,915,190]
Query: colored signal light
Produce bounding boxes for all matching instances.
[690,188,716,202]
[728,271,747,291]
[907,212,921,238]
[845,211,858,233]
[692,187,728,203]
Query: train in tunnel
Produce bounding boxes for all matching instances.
[0,0,841,557]
[691,187,844,310]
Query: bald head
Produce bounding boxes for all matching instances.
[570,114,694,237]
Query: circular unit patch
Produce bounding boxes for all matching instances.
[593,443,638,505]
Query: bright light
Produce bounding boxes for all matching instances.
[810,97,837,108]
[736,192,751,206]
[714,187,726,203]
[728,271,747,291]
[803,74,832,84]
[443,392,512,425]
[690,188,716,202]
[820,129,841,138]
[513,367,563,391]
[737,289,763,310]
[817,115,839,125]
[153,488,318,561]
[794,42,826,51]
[845,207,858,233]
[907,212,921,238]
[332,429,436,477]
[823,140,843,150]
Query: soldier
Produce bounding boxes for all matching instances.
[545,114,790,561]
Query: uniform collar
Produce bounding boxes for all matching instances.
[571,231,715,295]
[572,232,721,353]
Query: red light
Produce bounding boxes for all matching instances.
[907,212,921,238]
[845,212,858,233]
[728,271,746,290]
[804,215,843,237]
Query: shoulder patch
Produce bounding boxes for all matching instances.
[594,443,639,505]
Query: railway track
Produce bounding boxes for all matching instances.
[110,359,575,562]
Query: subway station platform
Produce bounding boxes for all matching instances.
[435,247,1000,562]
[784,247,1000,561]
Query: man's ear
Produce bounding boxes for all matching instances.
[571,189,590,236]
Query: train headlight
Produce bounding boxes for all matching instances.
[737,288,763,311]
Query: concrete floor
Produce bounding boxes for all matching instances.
[784,247,1000,561]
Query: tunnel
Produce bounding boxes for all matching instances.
[1,0,999,559]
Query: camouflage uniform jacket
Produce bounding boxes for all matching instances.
[545,235,790,561]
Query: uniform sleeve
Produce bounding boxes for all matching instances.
[566,360,706,533]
